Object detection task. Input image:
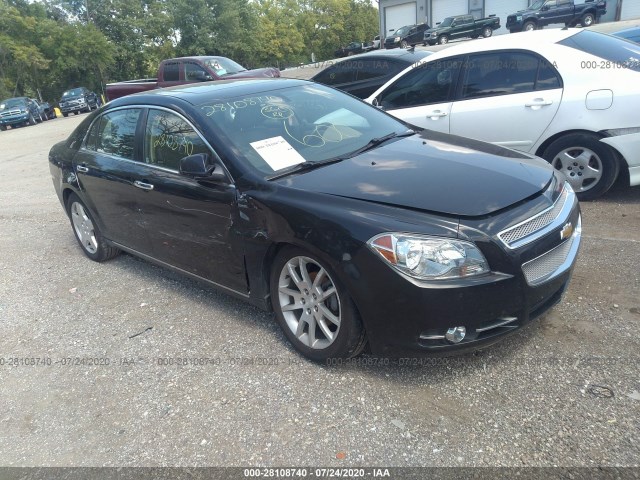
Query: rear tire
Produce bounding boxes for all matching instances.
[581,12,595,27]
[483,26,493,38]
[63,113,68,117]
[66,193,120,262]
[542,133,620,200]
[270,247,367,362]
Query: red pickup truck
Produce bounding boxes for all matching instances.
[105,56,280,101]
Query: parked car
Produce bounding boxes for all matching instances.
[105,56,280,101]
[0,97,42,130]
[32,99,56,120]
[384,23,430,49]
[312,48,432,99]
[424,14,500,45]
[372,35,381,49]
[334,42,372,58]
[366,29,640,200]
[506,0,606,33]
[49,79,581,361]
[59,87,101,117]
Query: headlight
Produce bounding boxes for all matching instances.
[368,233,489,280]
[394,36,400,42]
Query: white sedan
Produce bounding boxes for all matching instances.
[366,29,640,200]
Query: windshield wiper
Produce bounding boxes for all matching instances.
[267,157,346,181]
[266,130,415,181]
[341,129,416,159]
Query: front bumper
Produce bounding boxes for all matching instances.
[384,40,400,49]
[0,113,29,126]
[345,182,581,357]
[60,101,88,113]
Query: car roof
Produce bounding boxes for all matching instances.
[337,48,432,61]
[420,28,581,62]
[168,56,233,62]
[109,78,310,107]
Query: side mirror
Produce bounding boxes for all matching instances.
[179,153,225,180]
[372,97,382,109]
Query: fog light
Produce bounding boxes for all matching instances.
[445,326,466,344]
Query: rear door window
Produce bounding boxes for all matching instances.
[86,109,141,160]
[163,62,180,81]
[461,52,539,99]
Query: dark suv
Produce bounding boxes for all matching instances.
[0,97,42,130]
[59,87,101,116]
[384,23,430,49]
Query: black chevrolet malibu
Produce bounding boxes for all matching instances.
[49,79,581,361]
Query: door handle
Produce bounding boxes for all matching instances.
[133,180,154,191]
[76,165,89,173]
[525,99,553,108]
[427,110,448,119]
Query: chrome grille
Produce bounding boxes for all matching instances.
[499,186,570,248]
[0,109,21,118]
[522,235,575,286]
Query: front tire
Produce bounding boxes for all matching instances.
[28,113,37,126]
[270,247,366,362]
[523,21,536,31]
[66,193,120,262]
[438,35,448,45]
[400,40,408,48]
[542,133,620,200]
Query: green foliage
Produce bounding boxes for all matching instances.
[0,0,379,102]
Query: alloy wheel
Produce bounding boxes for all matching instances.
[551,147,603,193]
[277,256,341,350]
[70,201,98,254]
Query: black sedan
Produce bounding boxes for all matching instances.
[49,79,581,361]
[334,42,371,58]
[311,48,432,99]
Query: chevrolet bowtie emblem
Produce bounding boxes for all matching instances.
[560,222,574,241]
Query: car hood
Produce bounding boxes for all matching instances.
[274,131,553,217]
[224,67,280,79]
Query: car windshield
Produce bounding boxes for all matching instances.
[0,98,26,109]
[62,88,83,98]
[395,26,411,35]
[199,83,411,175]
[530,0,545,9]
[440,17,453,27]
[559,30,640,72]
[203,57,247,77]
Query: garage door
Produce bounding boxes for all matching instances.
[485,0,529,33]
[385,2,417,34]
[621,0,640,20]
[431,0,467,25]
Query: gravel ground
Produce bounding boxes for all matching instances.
[0,113,638,469]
